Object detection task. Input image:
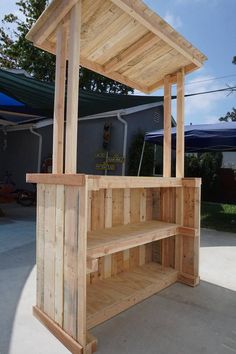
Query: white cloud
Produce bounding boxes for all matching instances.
[184,73,226,123]
[164,11,182,29]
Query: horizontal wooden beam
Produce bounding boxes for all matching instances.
[26,173,85,186]
[177,226,199,237]
[147,63,198,93]
[88,176,184,190]
[33,306,83,353]
[26,0,78,45]
[104,32,160,73]
[110,0,205,67]
[30,40,149,93]
[182,178,201,188]
[80,56,149,93]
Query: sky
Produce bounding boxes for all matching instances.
[0,0,236,125]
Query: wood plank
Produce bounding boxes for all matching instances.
[43,184,56,319]
[176,68,185,178]
[88,175,183,190]
[33,306,83,354]
[26,173,85,186]
[147,63,198,93]
[80,56,149,93]
[77,184,88,346]
[87,220,178,258]
[112,189,124,226]
[91,190,105,231]
[130,189,140,223]
[140,188,146,222]
[105,189,112,228]
[26,0,78,44]
[65,2,81,173]
[63,186,79,339]
[86,332,98,354]
[54,185,65,326]
[87,263,178,329]
[104,32,159,72]
[87,257,99,274]
[123,188,131,224]
[110,0,204,67]
[163,75,172,177]
[52,24,67,174]
[36,184,45,310]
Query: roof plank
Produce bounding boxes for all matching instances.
[110,0,206,67]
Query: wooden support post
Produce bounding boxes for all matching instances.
[176,68,185,178]
[65,1,81,174]
[175,68,185,270]
[52,23,67,174]
[163,75,172,177]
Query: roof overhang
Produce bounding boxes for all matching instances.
[26,0,207,94]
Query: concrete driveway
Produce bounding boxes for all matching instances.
[0,203,236,354]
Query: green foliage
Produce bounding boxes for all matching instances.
[0,0,133,93]
[128,133,154,176]
[201,201,236,233]
[219,107,236,122]
[233,56,236,65]
[185,152,223,200]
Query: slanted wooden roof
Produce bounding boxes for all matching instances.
[26,0,207,93]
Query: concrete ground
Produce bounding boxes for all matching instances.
[0,203,236,354]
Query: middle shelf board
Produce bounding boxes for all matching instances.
[87,220,178,258]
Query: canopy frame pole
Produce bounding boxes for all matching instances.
[163,75,172,177]
[176,68,185,178]
[52,23,67,174]
[65,1,81,174]
[138,140,146,176]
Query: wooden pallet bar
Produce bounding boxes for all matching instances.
[26,0,206,352]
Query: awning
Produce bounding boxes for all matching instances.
[145,122,236,152]
[0,68,163,125]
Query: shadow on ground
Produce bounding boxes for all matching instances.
[0,203,236,354]
[0,203,36,354]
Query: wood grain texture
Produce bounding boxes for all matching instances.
[52,24,67,174]
[63,186,79,339]
[36,184,46,310]
[43,184,56,319]
[65,2,81,173]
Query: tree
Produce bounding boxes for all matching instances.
[128,133,154,176]
[219,107,236,122]
[233,56,236,65]
[0,0,133,93]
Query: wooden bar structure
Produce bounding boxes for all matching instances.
[26,0,207,352]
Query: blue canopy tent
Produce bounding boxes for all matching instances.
[145,122,236,152]
[138,122,236,175]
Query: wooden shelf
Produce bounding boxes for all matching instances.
[87,221,178,258]
[87,262,178,329]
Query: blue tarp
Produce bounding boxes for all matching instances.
[145,122,236,152]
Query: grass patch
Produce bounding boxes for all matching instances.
[201,202,236,233]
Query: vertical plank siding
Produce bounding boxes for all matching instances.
[36,183,87,345]
[36,184,46,310]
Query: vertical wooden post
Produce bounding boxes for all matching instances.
[163,75,172,177]
[52,23,67,174]
[175,68,185,270]
[65,1,81,174]
[176,68,185,178]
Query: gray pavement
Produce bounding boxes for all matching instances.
[0,203,236,354]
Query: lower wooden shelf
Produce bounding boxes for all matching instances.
[87,262,178,329]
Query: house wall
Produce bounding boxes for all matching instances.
[0,104,163,189]
[222,152,236,169]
